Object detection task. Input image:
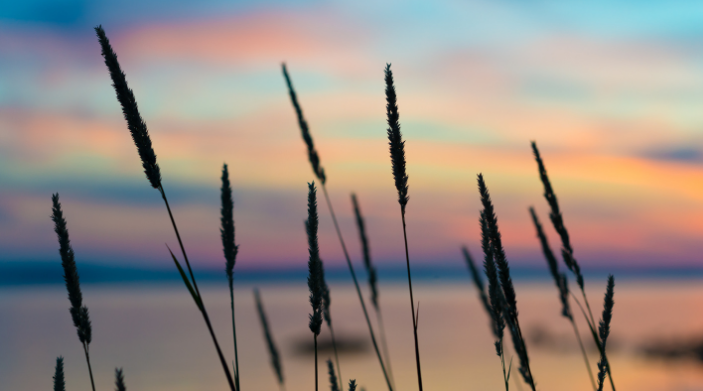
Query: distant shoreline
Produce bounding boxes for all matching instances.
[2,261,702,286]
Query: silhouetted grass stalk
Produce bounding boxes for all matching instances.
[531,141,616,391]
[51,194,96,391]
[478,175,537,391]
[352,193,395,388]
[463,245,510,391]
[478,212,510,391]
[306,182,324,391]
[95,25,236,391]
[221,163,241,391]
[385,63,424,391]
[529,207,596,391]
[283,63,393,391]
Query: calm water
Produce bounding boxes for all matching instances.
[1,281,702,391]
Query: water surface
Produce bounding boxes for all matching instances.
[1,281,701,390]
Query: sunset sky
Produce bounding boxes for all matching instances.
[2,1,703,272]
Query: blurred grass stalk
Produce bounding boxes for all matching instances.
[532,141,616,391]
[282,63,393,391]
[352,193,395,388]
[254,288,285,391]
[327,359,340,391]
[462,243,510,390]
[95,25,236,391]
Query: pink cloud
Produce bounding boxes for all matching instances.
[111,10,377,77]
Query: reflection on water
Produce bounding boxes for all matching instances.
[1,281,702,391]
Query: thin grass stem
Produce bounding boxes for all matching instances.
[230,286,240,390]
[352,193,395,389]
[314,335,319,391]
[401,211,424,391]
[375,307,395,389]
[82,343,96,391]
[570,315,597,391]
[321,184,393,391]
[571,292,617,391]
[500,343,509,391]
[329,324,343,391]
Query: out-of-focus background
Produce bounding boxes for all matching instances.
[1,0,703,390]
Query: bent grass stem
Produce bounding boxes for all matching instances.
[159,185,236,391]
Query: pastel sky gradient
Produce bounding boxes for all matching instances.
[2,0,703,271]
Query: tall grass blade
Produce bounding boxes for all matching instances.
[221,163,241,391]
[94,26,161,190]
[53,357,65,391]
[478,175,537,391]
[96,25,236,391]
[51,194,95,391]
[306,182,323,391]
[348,380,357,391]
[281,63,325,183]
[480,211,509,391]
[283,64,392,391]
[384,63,423,391]
[531,141,616,390]
[254,288,284,388]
